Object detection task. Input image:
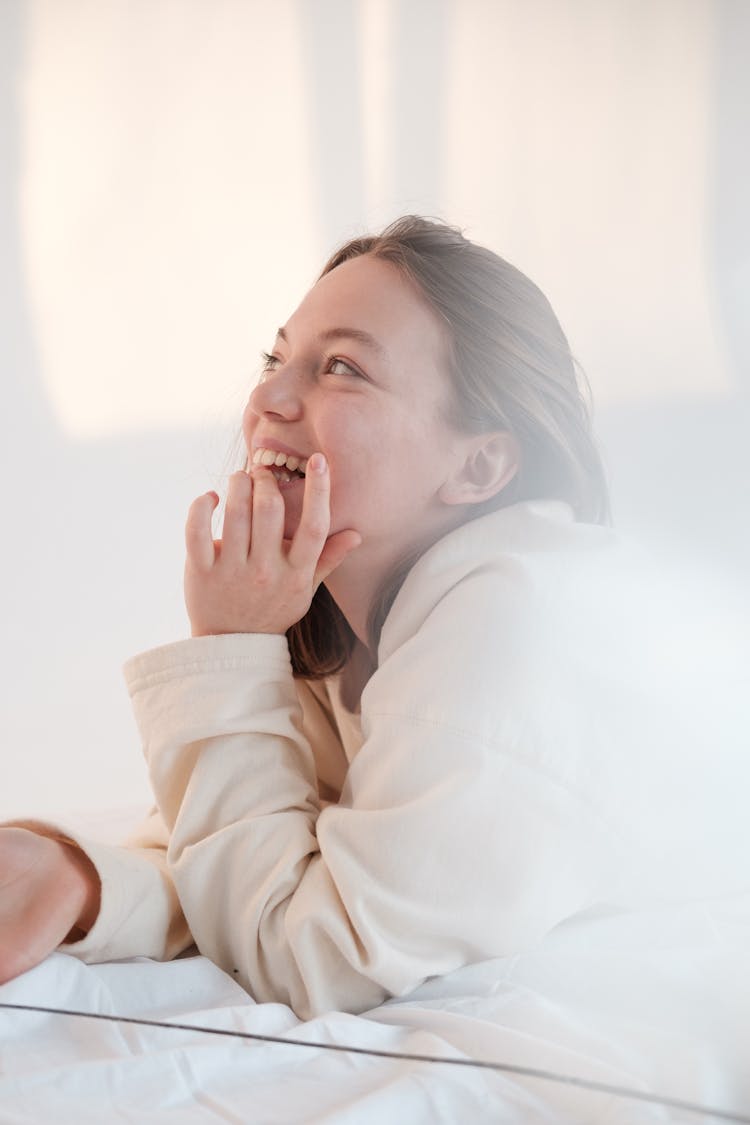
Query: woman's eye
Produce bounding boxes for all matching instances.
[259,351,365,382]
[327,357,362,378]
[260,350,281,374]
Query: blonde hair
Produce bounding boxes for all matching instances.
[287,216,610,677]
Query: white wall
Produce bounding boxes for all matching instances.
[1,0,748,820]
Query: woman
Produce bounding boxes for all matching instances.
[0,217,728,1020]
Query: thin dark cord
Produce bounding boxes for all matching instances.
[1,1002,748,1122]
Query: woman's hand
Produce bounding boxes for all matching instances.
[184,453,361,637]
[0,827,101,984]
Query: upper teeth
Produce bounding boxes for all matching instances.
[252,448,307,474]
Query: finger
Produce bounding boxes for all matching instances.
[314,529,362,587]
[287,452,331,571]
[248,466,285,565]
[185,491,220,571]
[222,470,253,561]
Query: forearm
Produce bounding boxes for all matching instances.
[126,633,390,1015]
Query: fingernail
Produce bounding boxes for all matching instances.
[309,453,327,474]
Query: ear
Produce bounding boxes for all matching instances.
[438,432,519,507]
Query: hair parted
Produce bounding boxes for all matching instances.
[286,214,610,678]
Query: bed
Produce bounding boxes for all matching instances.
[1,809,749,1125]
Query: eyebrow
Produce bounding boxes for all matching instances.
[276,325,387,358]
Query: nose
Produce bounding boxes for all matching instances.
[246,365,304,423]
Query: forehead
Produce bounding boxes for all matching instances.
[285,255,451,367]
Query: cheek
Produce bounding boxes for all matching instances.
[322,410,441,528]
[321,416,374,486]
[330,421,435,502]
[325,443,382,536]
[326,462,367,530]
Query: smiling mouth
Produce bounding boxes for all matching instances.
[252,447,307,484]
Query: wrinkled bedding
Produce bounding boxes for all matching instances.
[2,892,749,1123]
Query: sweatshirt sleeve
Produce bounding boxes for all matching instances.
[124,625,619,1019]
[5,808,193,963]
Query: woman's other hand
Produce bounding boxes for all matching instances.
[184,455,360,637]
[0,827,101,984]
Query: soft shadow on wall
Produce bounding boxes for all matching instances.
[1,5,235,820]
[599,0,749,578]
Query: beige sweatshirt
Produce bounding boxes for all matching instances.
[24,501,747,1019]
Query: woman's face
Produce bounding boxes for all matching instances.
[243,254,471,578]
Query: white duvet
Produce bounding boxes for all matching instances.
[2,892,749,1124]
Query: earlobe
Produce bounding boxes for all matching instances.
[438,432,520,507]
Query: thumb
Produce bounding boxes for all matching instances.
[313,529,362,587]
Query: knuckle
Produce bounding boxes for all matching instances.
[225,496,249,519]
[253,488,282,512]
[185,511,203,536]
[185,526,206,557]
[305,517,328,539]
[252,563,274,587]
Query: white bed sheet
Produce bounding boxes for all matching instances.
[2,892,749,1124]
